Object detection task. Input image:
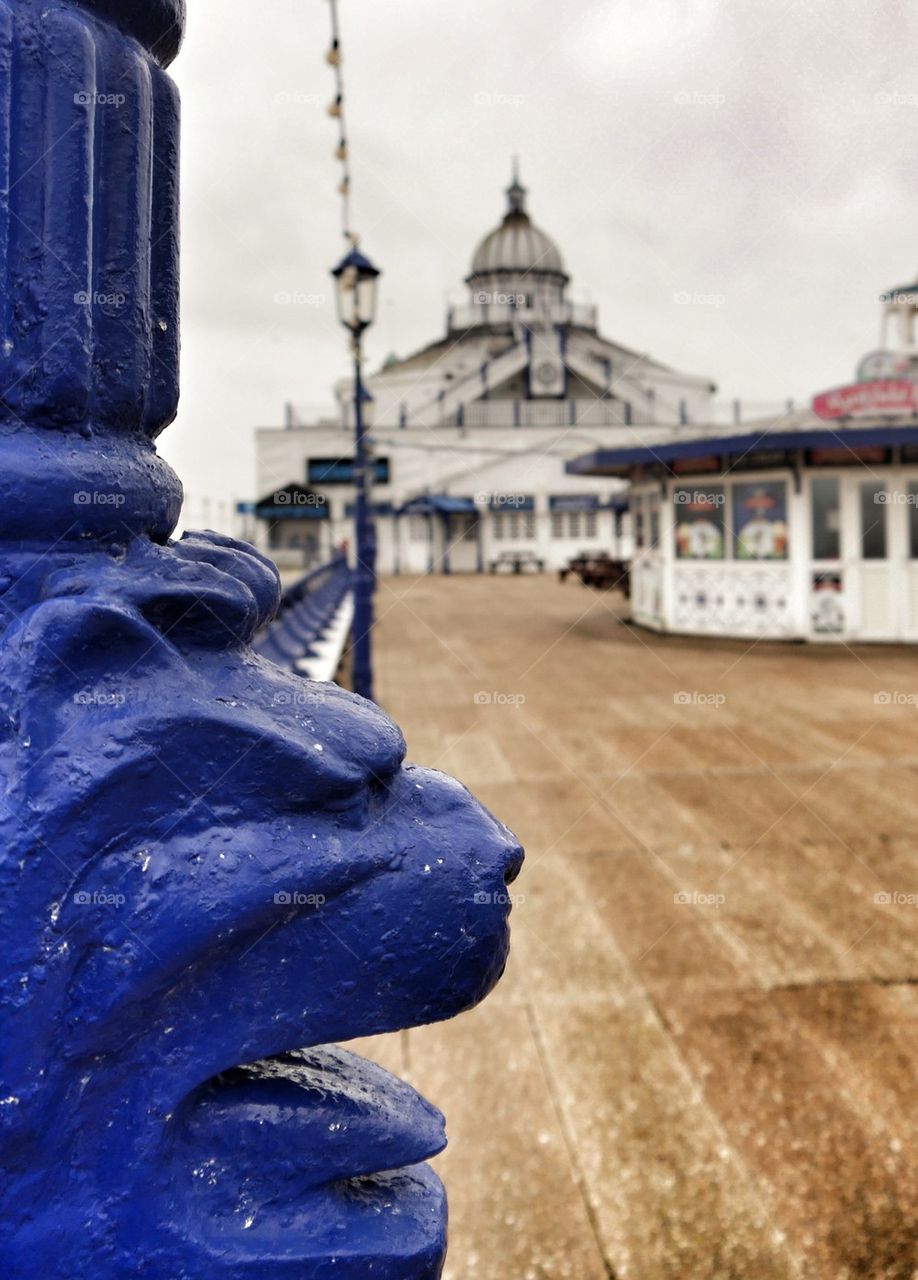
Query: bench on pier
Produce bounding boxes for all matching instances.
[489,549,546,574]
[559,552,631,596]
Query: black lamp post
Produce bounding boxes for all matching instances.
[332,245,381,702]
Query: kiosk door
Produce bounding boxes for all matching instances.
[853,479,895,640]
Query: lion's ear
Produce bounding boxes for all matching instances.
[170,531,282,632]
[33,536,281,653]
[0,598,186,757]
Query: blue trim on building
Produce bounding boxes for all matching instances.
[566,424,918,477]
[489,496,535,511]
[550,494,600,512]
[398,494,478,516]
[345,502,394,517]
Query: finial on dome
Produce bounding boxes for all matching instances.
[506,157,527,216]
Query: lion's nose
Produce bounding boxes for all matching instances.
[502,843,524,887]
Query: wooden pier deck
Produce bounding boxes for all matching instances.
[354,573,918,1280]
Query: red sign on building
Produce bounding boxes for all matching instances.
[812,379,918,419]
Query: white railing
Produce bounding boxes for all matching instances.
[710,399,799,425]
[447,301,598,332]
[440,399,646,428]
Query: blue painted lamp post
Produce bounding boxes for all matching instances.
[0,2,522,1277]
[332,245,381,703]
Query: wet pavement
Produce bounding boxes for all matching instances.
[352,573,918,1280]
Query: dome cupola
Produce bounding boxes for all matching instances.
[467,164,569,300]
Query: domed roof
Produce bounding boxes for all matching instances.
[469,168,568,281]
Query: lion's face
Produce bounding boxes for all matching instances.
[0,534,522,1278]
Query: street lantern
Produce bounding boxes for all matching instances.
[332,246,380,335]
[331,244,381,703]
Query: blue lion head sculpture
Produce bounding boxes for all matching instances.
[0,533,522,1278]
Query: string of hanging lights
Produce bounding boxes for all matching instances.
[323,0,382,704]
[326,0,354,246]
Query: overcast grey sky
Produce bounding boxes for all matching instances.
[161,0,918,518]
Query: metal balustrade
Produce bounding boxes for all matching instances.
[444,398,637,427]
[253,553,354,681]
[447,300,598,331]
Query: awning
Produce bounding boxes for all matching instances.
[255,483,329,519]
[566,425,918,477]
[550,494,599,512]
[397,494,478,516]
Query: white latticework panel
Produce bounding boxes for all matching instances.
[672,564,794,637]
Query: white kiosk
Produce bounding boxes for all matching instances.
[568,281,918,643]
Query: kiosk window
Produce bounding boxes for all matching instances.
[859,483,887,560]
[732,481,788,560]
[649,496,660,549]
[811,477,841,560]
[673,487,725,560]
[634,498,646,549]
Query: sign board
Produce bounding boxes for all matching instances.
[673,486,725,560]
[308,457,390,485]
[671,454,721,474]
[812,380,918,420]
[733,481,788,560]
[806,445,890,466]
[730,448,794,472]
[811,572,845,635]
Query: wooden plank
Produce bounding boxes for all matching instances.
[516,852,797,1279]
[407,967,611,1280]
[371,574,918,1278]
